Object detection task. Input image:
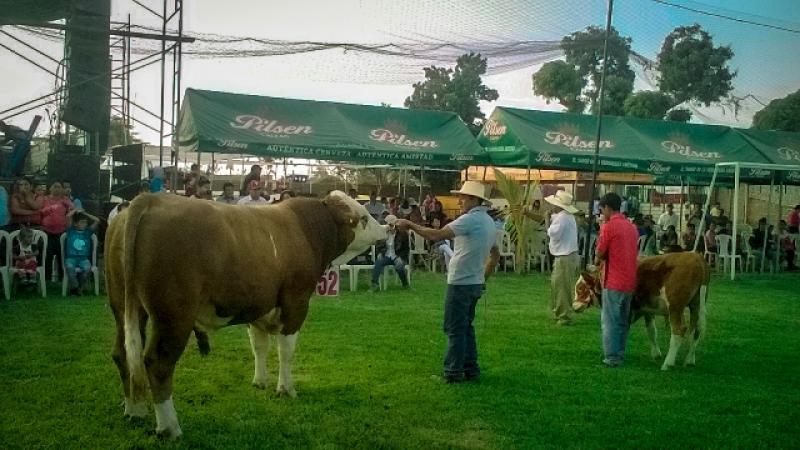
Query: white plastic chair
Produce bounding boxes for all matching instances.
[495,230,515,272]
[8,229,47,297]
[349,245,376,291]
[0,230,10,300]
[60,233,100,296]
[408,231,427,268]
[337,265,354,292]
[380,262,412,291]
[741,239,757,273]
[715,234,741,274]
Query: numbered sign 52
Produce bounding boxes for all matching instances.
[316,267,340,297]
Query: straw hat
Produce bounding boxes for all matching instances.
[450,181,491,204]
[544,190,578,214]
[385,214,398,225]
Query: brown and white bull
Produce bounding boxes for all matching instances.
[573,252,710,371]
[106,191,387,438]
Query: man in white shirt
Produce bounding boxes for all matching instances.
[657,204,679,236]
[545,190,580,326]
[237,180,268,206]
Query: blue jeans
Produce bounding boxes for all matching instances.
[371,256,408,287]
[443,284,483,378]
[601,289,632,365]
[65,257,91,289]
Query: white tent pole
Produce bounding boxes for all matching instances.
[694,166,718,252]
[777,179,784,270]
[760,172,773,274]
[679,176,684,234]
[731,164,740,281]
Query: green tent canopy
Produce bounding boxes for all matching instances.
[734,129,800,184]
[477,107,783,181]
[177,89,486,166]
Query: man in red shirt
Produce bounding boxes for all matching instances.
[593,192,639,367]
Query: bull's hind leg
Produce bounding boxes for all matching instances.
[248,323,271,389]
[644,315,662,359]
[276,332,299,398]
[684,285,707,367]
[145,318,193,439]
[110,299,148,418]
[661,308,686,371]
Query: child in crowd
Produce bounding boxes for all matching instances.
[12,225,38,284]
[64,210,99,295]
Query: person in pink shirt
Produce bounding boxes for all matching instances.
[593,192,639,367]
[40,181,74,280]
[787,205,800,234]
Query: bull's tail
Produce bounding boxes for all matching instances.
[195,329,210,356]
[123,196,151,403]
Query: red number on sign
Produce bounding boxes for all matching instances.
[327,271,338,295]
[316,276,327,295]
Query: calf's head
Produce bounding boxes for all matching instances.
[325,190,388,265]
[573,270,602,312]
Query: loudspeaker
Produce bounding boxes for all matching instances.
[110,143,143,200]
[60,0,111,133]
[47,153,102,199]
[111,143,143,165]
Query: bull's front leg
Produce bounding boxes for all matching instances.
[247,324,271,389]
[276,332,298,398]
[644,315,662,359]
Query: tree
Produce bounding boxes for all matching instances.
[752,89,800,132]
[665,108,692,123]
[405,52,498,135]
[532,60,584,113]
[657,24,736,107]
[562,26,635,113]
[593,74,633,116]
[624,91,673,120]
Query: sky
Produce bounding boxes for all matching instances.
[1,0,799,146]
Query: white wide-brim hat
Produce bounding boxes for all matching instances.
[450,181,491,204]
[544,190,578,214]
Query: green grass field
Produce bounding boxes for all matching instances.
[0,271,798,449]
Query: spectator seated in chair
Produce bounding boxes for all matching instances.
[776,220,797,271]
[12,225,38,285]
[659,225,680,253]
[370,215,409,291]
[705,222,718,253]
[682,223,697,251]
[64,210,99,296]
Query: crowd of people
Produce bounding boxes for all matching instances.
[0,178,98,295]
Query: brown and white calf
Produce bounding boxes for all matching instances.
[573,252,710,370]
[105,191,387,438]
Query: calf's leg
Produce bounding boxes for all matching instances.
[684,286,707,366]
[661,308,687,371]
[644,315,662,359]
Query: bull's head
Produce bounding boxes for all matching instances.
[325,191,388,265]
[573,269,602,312]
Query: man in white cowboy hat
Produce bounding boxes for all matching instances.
[544,189,580,326]
[396,181,498,383]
